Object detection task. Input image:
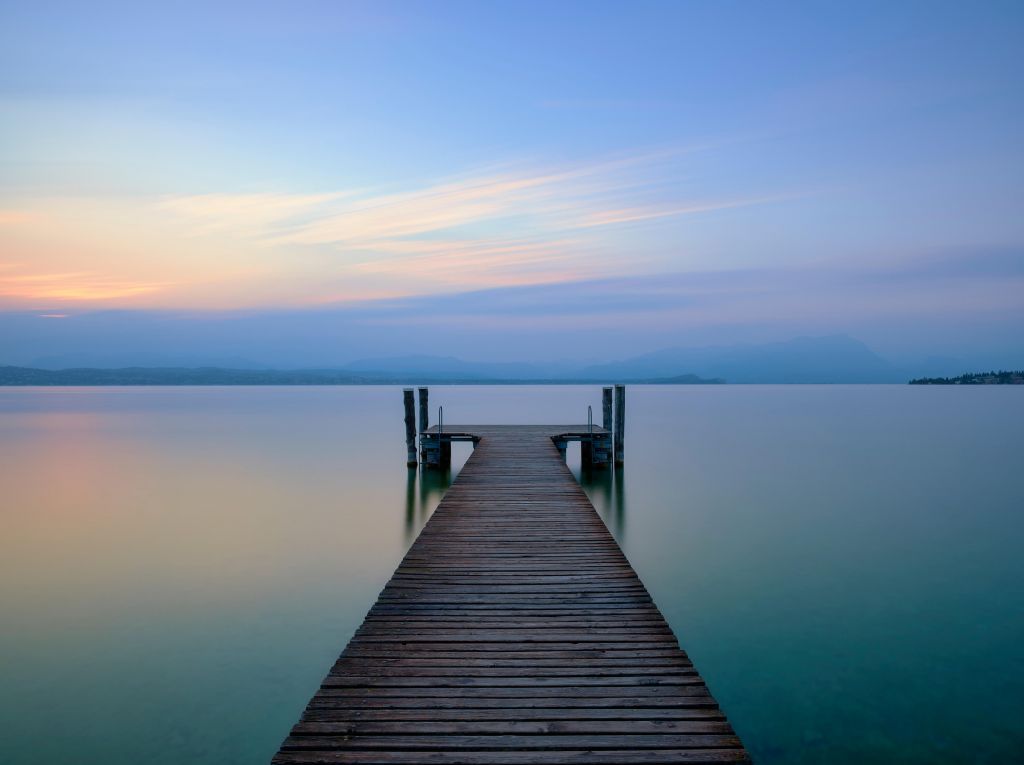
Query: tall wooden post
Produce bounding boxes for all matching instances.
[403,388,417,466]
[592,386,613,466]
[418,387,429,433]
[602,387,613,432]
[614,384,625,465]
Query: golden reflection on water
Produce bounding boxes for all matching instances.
[3,413,397,612]
[0,387,470,765]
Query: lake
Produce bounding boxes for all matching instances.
[1,385,1021,763]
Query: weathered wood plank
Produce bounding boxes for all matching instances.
[291,721,735,735]
[281,733,743,750]
[273,750,750,764]
[305,696,720,710]
[299,709,727,723]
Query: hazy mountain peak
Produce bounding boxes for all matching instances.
[580,335,901,383]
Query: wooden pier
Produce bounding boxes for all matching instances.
[273,421,749,764]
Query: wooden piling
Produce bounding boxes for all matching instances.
[403,388,417,466]
[614,384,625,464]
[418,387,429,434]
[603,386,613,432]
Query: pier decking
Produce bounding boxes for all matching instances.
[273,425,749,764]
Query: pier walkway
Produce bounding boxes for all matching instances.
[273,425,749,764]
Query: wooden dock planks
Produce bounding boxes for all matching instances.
[273,426,749,764]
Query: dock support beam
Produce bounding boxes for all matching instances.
[614,384,625,465]
[403,389,417,466]
[421,437,440,468]
[554,438,567,461]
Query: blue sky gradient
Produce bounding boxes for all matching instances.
[1,1,1022,366]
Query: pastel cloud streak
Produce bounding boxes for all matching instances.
[0,264,167,302]
[5,151,786,308]
[152,152,783,297]
[0,210,40,227]
[3,248,1020,370]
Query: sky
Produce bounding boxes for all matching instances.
[1,0,1022,367]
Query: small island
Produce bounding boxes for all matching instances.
[910,370,1024,385]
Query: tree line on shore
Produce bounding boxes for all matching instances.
[909,370,1024,384]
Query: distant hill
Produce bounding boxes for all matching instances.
[1,335,933,385]
[644,374,725,384]
[578,335,902,383]
[340,336,901,383]
[0,365,723,386]
[340,355,574,380]
[910,370,1024,385]
[0,367,372,386]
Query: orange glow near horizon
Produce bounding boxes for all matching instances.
[0,271,168,302]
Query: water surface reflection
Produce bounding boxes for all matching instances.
[575,460,626,540]
[405,464,459,541]
[1,385,1021,765]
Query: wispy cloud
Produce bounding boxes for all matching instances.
[324,247,1024,328]
[158,151,792,291]
[0,269,168,302]
[0,210,40,227]
[0,150,803,310]
[350,238,584,288]
[158,192,347,237]
[6,248,1018,370]
[537,98,673,110]
[571,198,780,228]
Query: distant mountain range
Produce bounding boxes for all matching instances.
[578,335,903,383]
[341,335,903,383]
[340,354,571,381]
[0,365,723,386]
[0,335,939,385]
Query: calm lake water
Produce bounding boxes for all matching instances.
[1,385,1022,764]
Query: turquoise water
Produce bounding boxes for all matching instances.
[1,385,1021,763]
